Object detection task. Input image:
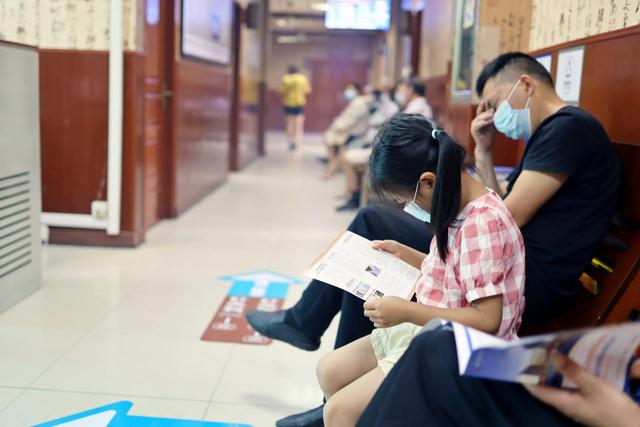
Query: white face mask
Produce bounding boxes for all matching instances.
[403,181,431,223]
[395,91,406,106]
[344,88,357,101]
[493,79,532,140]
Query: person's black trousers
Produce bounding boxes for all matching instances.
[288,205,433,349]
[358,328,579,427]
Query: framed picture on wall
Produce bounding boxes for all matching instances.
[451,0,478,99]
[180,0,233,64]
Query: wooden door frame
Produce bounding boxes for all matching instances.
[142,0,176,220]
[160,0,176,220]
[229,2,243,172]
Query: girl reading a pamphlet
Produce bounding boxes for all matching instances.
[310,114,526,427]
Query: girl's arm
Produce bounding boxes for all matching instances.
[364,295,503,335]
[406,295,503,334]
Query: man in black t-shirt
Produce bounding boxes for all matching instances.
[472,52,620,325]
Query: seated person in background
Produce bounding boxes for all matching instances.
[334,78,435,211]
[336,87,399,212]
[322,83,372,179]
[284,114,526,426]
[249,52,619,398]
[359,328,640,427]
[396,77,434,118]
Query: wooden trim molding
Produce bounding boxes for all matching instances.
[49,228,143,248]
[0,39,37,50]
[529,24,640,57]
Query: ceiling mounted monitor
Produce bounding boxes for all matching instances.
[324,0,392,31]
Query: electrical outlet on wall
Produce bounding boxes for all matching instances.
[91,201,108,221]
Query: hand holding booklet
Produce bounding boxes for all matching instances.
[447,320,640,395]
[305,231,421,301]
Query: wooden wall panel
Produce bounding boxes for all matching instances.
[39,50,109,214]
[171,60,231,215]
[578,28,640,145]
[605,272,640,324]
[42,51,145,247]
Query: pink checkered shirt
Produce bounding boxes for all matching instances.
[415,191,526,340]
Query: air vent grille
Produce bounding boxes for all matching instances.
[0,172,32,279]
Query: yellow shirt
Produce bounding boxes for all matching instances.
[281,73,311,107]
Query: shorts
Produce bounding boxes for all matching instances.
[371,322,423,375]
[284,106,304,115]
[345,147,372,165]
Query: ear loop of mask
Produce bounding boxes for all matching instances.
[412,180,420,202]
[506,79,531,109]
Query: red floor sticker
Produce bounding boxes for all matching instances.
[201,295,283,345]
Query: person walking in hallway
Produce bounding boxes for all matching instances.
[281,65,312,151]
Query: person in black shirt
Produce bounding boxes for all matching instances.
[472,52,620,325]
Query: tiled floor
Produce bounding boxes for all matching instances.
[0,132,353,426]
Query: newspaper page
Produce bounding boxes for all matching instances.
[452,321,640,393]
[305,231,422,301]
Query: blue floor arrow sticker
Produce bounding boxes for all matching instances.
[33,401,251,427]
[202,270,304,344]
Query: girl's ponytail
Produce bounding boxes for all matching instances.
[369,114,466,262]
[430,129,465,262]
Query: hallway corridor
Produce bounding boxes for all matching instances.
[0,133,352,426]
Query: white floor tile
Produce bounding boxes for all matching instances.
[32,333,234,401]
[90,286,230,339]
[0,275,130,333]
[0,387,23,413]
[0,327,83,388]
[0,389,208,427]
[212,343,324,409]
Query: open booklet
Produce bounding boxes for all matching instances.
[445,320,640,392]
[305,231,422,301]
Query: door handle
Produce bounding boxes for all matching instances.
[161,86,173,110]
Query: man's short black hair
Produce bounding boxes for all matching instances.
[476,52,554,97]
[406,77,426,97]
[288,65,298,74]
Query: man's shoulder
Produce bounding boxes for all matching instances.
[539,106,602,135]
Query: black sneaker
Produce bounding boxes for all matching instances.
[246,309,320,351]
[276,405,324,427]
[335,193,361,212]
[289,144,297,151]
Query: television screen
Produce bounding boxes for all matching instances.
[324,0,391,31]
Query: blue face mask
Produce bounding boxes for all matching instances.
[403,181,431,223]
[493,80,532,140]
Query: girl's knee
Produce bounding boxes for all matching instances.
[316,352,334,395]
[324,395,356,427]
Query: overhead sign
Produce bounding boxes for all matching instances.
[33,401,250,427]
[201,271,303,345]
